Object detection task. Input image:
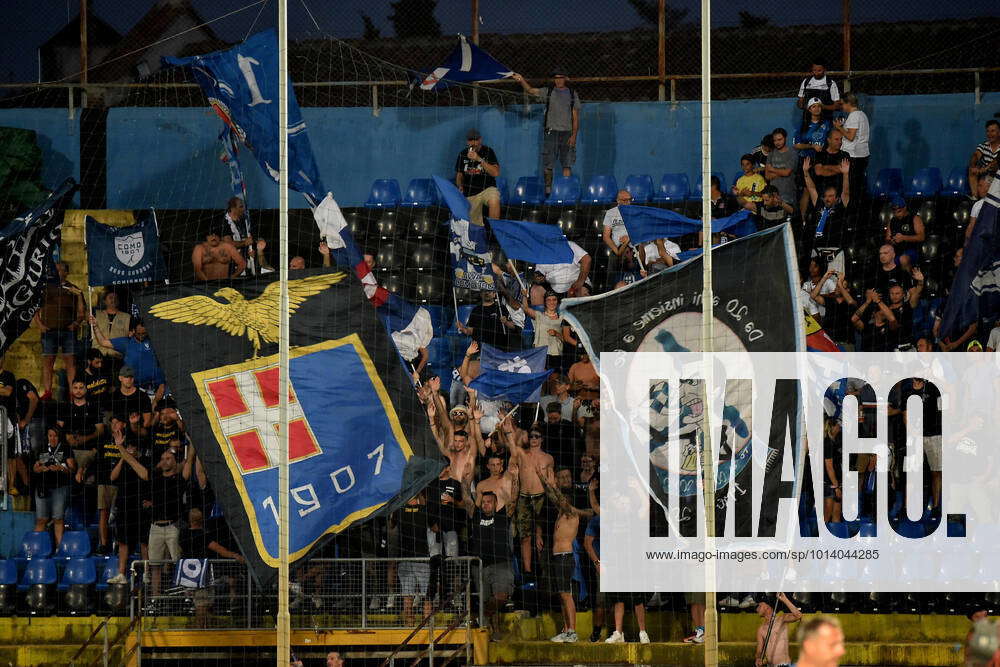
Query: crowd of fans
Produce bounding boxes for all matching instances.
[1,59,998,653]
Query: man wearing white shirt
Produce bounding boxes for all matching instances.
[636,238,680,273]
[834,93,870,198]
[986,318,1000,352]
[535,241,592,297]
[601,190,633,285]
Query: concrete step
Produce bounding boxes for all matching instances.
[0,643,124,667]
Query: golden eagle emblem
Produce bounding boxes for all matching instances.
[148,273,346,355]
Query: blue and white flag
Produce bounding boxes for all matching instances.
[86,210,167,286]
[174,558,213,589]
[470,368,552,403]
[620,205,756,246]
[434,176,495,291]
[490,219,575,265]
[379,293,434,365]
[480,343,548,374]
[163,29,324,203]
[417,35,513,91]
[941,178,1000,338]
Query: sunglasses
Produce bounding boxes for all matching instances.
[529,433,543,439]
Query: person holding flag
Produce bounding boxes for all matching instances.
[512,69,581,195]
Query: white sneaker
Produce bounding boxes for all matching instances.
[550,631,569,643]
[562,630,578,643]
[720,596,740,607]
[605,630,625,644]
[739,595,756,609]
[638,631,650,644]
[683,627,705,644]
[107,573,127,585]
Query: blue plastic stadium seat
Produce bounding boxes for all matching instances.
[871,168,903,198]
[583,174,618,204]
[693,172,726,198]
[825,521,859,539]
[94,557,120,592]
[859,522,877,537]
[904,167,943,198]
[942,167,969,197]
[363,178,402,208]
[0,561,17,586]
[54,531,91,561]
[494,176,510,205]
[511,176,545,206]
[894,521,926,539]
[400,178,439,207]
[58,558,97,592]
[653,173,691,203]
[17,531,53,561]
[19,558,57,591]
[624,174,654,203]
[545,176,581,205]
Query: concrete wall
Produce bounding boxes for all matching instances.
[0,109,80,195]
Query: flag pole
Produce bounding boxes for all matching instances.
[276,0,291,664]
[700,0,718,663]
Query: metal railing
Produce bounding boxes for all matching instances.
[128,556,484,631]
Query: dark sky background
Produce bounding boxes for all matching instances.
[2,0,998,83]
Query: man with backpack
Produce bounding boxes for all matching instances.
[512,69,581,195]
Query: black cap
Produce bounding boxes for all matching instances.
[466,128,481,140]
[550,67,568,77]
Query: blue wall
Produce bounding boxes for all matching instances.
[0,109,80,200]
[17,92,1000,210]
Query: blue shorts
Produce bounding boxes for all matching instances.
[894,248,919,266]
[41,330,78,356]
[35,485,70,520]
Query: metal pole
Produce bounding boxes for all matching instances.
[471,0,480,107]
[277,0,291,665]
[842,0,852,75]
[658,0,666,101]
[79,0,88,96]
[699,0,718,665]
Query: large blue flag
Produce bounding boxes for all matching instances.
[470,368,553,403]
[163,29,324,202]
[0,178,77,357]
[434,176,495,291]
[940,178,1000,337]
[480,343,548,374]
[620,205,756,245]
[86,210,167,286]
[378,293,434,366]
[490,218,575,264]
[417,35,513,91]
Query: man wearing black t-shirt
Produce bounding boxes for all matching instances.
[884,276,924,350]
[889,378,943,514]
[150,399,187,463]
[458,290,521,352]
[81,349,112,403]
[394,492,430,625]
[107,438,150,584]
[870,244,913,297]
[801,155,850,262]
[57,380,105,480]
[14,377,42,455]
[146,449,192,593]
[106,366,153,437]
[811,129,850,196]
[754,185,795,230]
[77,414,137,555]
[455,128,501,226]
[179,506,244,626]
[465,491,514,635]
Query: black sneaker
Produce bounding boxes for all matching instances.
[95,543,110,556]
[589,627,603,643]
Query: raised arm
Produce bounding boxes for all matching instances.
[802,156,818,205]
[117,442,149,481]
[908,267,925,307]
[777,592,802,622]
[317,241,332,267]
[537,465,580,518]
[511,73,540,96]
[840,158,851,208]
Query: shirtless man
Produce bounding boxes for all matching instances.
[755,593,802,667]
[508,426,554,582]
[538,464,588,643]
[192,230,245,281]
[475,454,518,511]
[425,390,483,485]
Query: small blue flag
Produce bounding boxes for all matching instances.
[85,210,167,286]
[619,205,756,246]
[470,368,553,403]
[940,178,1000,338]
[417,35,514,91]
[435,175,496,291]
[490,218,574,265]
[711,208,757,237]
[480,344,548,374]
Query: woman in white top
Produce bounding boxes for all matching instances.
[523,291,565,370]
[834,92,870,198]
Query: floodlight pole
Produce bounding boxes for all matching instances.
[277,0,291,664]
[699,0,718,664]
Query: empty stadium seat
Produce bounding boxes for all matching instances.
[494,176,510,205]
[374,210,397,238]
[414,274,446,303]
[0,561,15,615]
[408,209,436,237]
[59,557,96,591]
[17,531,53,561]
[364,178,402,208]
[904,167,943,198]
[583,174,618,204]
[693,172,726,198]
[400,178,439,207]
[409,242,435,270]
[553,208,583,240]
[871,168,903,198]
[653,173,691,203]
[511,176,545,206]
[942,167,969,197]
[545,176,581,205]
[624,174,654,203]
[54,531,91,562]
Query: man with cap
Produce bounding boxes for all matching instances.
[883,194,925,271]
[511,69,581,194]
[104,365,153,437]
[89,315,167,409]
[455,128,501,226]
